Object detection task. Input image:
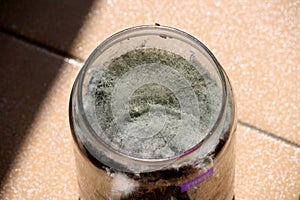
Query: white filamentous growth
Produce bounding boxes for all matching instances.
[111,173,138,197]
[87,49,222,160]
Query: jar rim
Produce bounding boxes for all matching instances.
[75,25,228,172]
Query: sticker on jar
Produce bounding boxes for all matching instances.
[181,167,214,192]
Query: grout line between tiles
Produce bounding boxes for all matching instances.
[2,26,299,150]
[0,26,85,63]
[238,120,300,149]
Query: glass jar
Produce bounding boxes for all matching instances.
[69,25,236,200]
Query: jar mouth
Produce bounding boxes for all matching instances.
[75,25,228,172]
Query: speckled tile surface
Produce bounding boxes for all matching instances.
[0,0,94,55]
[0,1,299,199]
[1,0,299,144]
[0,33,80,199]
[66,0,300,145]
[235,125,300,199]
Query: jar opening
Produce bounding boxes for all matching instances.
[75,25,227,172]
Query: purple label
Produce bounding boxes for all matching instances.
[181,168,214,192]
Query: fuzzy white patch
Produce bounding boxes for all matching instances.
[111,173,138,197]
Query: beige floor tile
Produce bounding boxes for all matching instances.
[1,1,299,199]
[75,0,300,144]
[235,125,300,199]
[0,0,94,57]
[1,0,298,143]
[0,32,80,199]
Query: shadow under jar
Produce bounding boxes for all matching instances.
[69,25,236,200]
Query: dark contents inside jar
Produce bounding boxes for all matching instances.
[74,47,235,200]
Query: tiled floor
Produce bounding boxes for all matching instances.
[0,1,299,199]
